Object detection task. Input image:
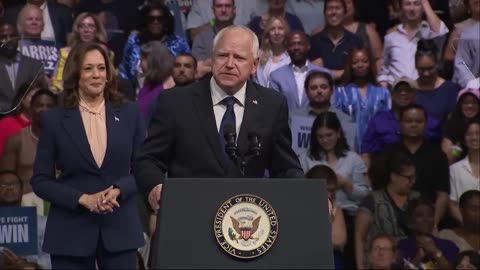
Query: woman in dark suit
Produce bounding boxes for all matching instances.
[31,42,145,269]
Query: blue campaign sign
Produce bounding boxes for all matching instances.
[19,39,59,76]
[289,115,315,157]
[0,207,37,256]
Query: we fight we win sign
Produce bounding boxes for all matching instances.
[0,207,37,256]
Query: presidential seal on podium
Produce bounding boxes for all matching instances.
[214,194,279,259]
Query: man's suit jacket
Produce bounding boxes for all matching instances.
[269,63,331,112]
[133,77,304,198]
[0,54,43,112]
[4,1,72,47]
[31,102,145,256]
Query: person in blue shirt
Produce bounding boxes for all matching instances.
[119,2,190,89]
[335,48,390,152]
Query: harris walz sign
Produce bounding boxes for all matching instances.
[19,39,59,77]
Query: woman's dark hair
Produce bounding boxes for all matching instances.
[309,111,350,160]
[30,88,57,107]
[306,165,338,186]
[304,70,334,93]
[459,190,480,209]
[415,39,438,63]
[62,42,126,108]
[454,250,480,269]
[340,47,378,86]
[407,197,435,218]
[461,118,480,151]
[399,103,428,122]
[9,78,48,115]
[138,2,175,43]
[140,41,175,86]
[444,93,480,150]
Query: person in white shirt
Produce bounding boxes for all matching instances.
[449,119,480,224]
[377,0,448,87]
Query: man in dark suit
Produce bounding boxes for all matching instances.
[0,22,44,113]
[4,0,72,47]
[134,25,304,211]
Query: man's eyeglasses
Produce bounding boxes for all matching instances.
[0,182,21,189]
[147,15,164,23]
[396,173,416,182]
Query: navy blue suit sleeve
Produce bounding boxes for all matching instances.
[31,112,84,211]
[134,92,174,198]
[269,96,304,178]
[114,104,146,200]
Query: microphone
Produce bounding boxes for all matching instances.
[223,124,238,160]
[247,132,261,157]
[0,61,45,115]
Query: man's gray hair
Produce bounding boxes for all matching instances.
[212,25,259,58]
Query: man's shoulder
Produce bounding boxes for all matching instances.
[270,65,292,78]
[250,80,286,104]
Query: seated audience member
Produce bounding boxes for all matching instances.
[0,22,45,113]
[306,165,347,269]
[397,198,459,269]
[0,89,57,216]
[270,31,330,112]
[286,0,326,35]
[172,53,197,87]
[448,120,480,224]
[414,39,460,123]
[309,0,363,81]
[4,0,72,46]
[138,41,174,120]
[355,151,419,269]
[0,171,50,269]
[442,86,480,164]
[443,0,480,77]
[254,16,291,88]
[454,250,480,269]
[186,0,266,41]
[52,12,108,91]
[361,77,442,166]
[0,84,44,158]
[453,23,479,88]
[334,48,390,152]
[440,191,480,252]
[291,70,356,150]
[119,2,190,89]
[367,234,399,270]
[192,0,235,79]
[377,0,449,87]
[248,0,304,39]
[380,104,450,230]
[300,111,369,269]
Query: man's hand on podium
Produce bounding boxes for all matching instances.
[149,184,163,213]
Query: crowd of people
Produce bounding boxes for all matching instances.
[0,0,479,269]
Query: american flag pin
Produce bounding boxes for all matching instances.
[114,117,120,121]
[252,100,258,105]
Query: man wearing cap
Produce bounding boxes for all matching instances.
[360,77,442,167]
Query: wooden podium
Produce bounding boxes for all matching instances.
[150,178,334,269]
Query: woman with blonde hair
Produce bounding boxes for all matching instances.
[52,12,108,91]
[254,16,291,87]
